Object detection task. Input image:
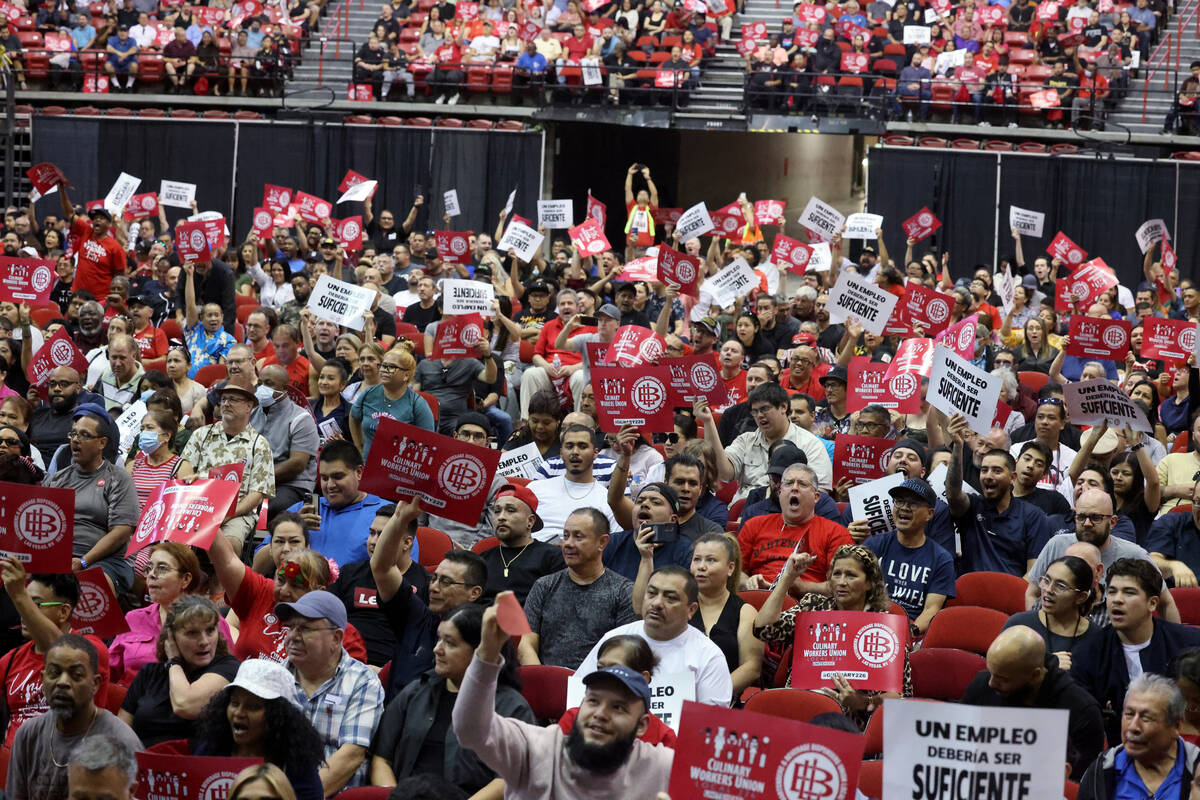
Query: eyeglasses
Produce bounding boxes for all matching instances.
[431,575,477,589]
[284,624,338,641]
[749,406,775,418]
[145,564,181,578]
[220,396,251,406]
[33,600,67,608]
[0,437,19,447]
[67,430,100,441]
[379,362,408,372]
[665,432,681,444]
[48,380,77,389]
[1075,513,1110,525]
[892,497,931,510]
[1038,575,1081,595]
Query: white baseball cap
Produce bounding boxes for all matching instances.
[225,658,295,701]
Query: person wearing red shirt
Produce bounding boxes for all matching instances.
[519,289,595,420]
[1072,58,1110,127]
[718,338,748,408]
[259,323,317,398]
[738,462,852,590]
[127,295,168,359]
[623,163,658,248]
[562,23,594,60]
[58,183,127,301]
[784,343,828,400]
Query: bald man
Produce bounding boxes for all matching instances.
[1065,541,1104,595]
[962,625,1104,780]
[250,363,320,515]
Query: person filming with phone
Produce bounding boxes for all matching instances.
[601,481,690,581]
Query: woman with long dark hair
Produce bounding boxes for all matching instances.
[1109,448,1162,545]
[1002,555,1100,669]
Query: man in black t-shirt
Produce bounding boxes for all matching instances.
[513,280,556,330]
[330,504,429,667]
[478,482,564,603]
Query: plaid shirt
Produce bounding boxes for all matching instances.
[290,649,385,789]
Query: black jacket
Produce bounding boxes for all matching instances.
[962,652,1105,780]
[195,258,237,334]
[1077,740,1200,800]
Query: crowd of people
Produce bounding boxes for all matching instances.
[0,157,1198,799]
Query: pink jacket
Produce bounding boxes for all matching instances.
[108,602,235,685]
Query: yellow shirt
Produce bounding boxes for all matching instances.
[1156,451,1200,513]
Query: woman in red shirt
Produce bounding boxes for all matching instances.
[558,635,677,746]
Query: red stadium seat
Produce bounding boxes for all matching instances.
[415,527,453,569]
[922,607,1008,656]
[1018,370,1049,391]
[738,590,797,611]
[435,117,465,127]
[102,682,127,714]
[31,307,59,327]
[863,704,884,756]
[1050,143,1079,155]
[945,571,1029,615]
[951,138,979,149]
[417,390,438,423]
[1018,141,1048,153]
[471,536,499,554]
[882,134,914,146]
[518,664,574,723]
[917,136,949,148]
[859,761,884,797]
[985,139,1014,151]
[1170,587,1200,624]
[405,116,433,126]
[1173,433,1189,452]
[194,364,228,387]
[161,318,182,342]
[345,114,375,124]
[910,648,986,701]
[466,118,494,129]
[743,688,842,722]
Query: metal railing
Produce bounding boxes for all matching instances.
[1142,0,1200,120]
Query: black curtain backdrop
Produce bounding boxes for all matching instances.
[867,146,1200,288]
[30,117,543,243]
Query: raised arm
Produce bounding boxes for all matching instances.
[1012,227,1025,270]
[607,427,639,531]
[184,261,199,328]
[370,497,420,602]
[1068,421,1107,483]
[653,284,678,338]
[751,552,813,622]
[695,398,734,483]
[944,413,972,519]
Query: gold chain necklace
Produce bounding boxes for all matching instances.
[50,706,99,768]
[499,543,532,579]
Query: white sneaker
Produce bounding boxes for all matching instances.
[1007,121,1018,128]
[448,93,461,105]
[980,120,991,127]
[434,94,446,104]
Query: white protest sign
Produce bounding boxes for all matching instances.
[924,7,939,21]
[114,400,147,462]
[537,199,573,229]
[883,699,1069,800]
[158,179,196,209]
[676,201,714,242]
[443,189,461,217]
[497,221,544,262]
[926,463,977,506]
[698,257,757,309]
[807,241,832,272]
[927,345,1002,436]
[1134,218,1168,253]
[1130,48,1141,68]
[798,196,846,242]
[903,24,931,43]
[848,472,905,536]
[580,56,603,86]
[826,269,899,335]
[842,212,884,239]
[1009,205,1045,237]
[567,670,695,733]
[1064,378,1152,433]
[502,186,517,220]
[442,278,495,317]
[496,442,546,480]
[934,48,967,74]
[337,179,378,204]
[995,266,1015,315]
[104,172,142,215]
[306,274,377,331]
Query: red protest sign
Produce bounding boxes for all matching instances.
[207,462,246,483]
[841,51,869,73]
[603,325,666,367]
[668,701,864,800]
[136,753,262,800]
[618,256,659,283]
[1047,231,1086,265]
[123,192,159,222]
[199,217,227,253]
[794,27,819,46]
[1030,88,1060,109]
[586,191,606,227]
[772,233,814,276]
[1036,0,1059,19]
[456,0,479,18]
[847,356,922,414]
[26,163,66,195]
[332,216,363,252]
[657,245,702,297]
[174,220,212,264]
[496,591,532,636]
[294,190,333,223]
[251,207,274,237]
[431,314,487,359]
[1061,258,1118,309]
[977,4,1003,24]
[884,337,936,380]
[1068,315,1130,360]
[436,230,471,264]
[664,353,729,408]
[0,256,56,305]
[709,210,743,240]
[834,17,870,40]
[901,284,953,336]
[27,327,89,388]
[126,479,241,557]
[584,339,616,368]
[650,207,682,226]
[1163,239,1178,275]
[993,399,1013,430]
[741,21,767,40]
[790,610,908,692]
[569,218,611,256]
[901,207,941,242]
[262,184,293,213]
[883,301,913,337]
[833,434,893,484]
[70,566,130,637]
[338,169,370,193]
[754,199,785,227]
[360,417,501,526]
[796,2,825,22]
[940,313,978,360]
[0,482,73,572]
[1141,316,1197,364]
[593,365,676,433]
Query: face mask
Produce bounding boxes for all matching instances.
[140,389,154,402]
[255,385,278,408]
[138,431,162,454]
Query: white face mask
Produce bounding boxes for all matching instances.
[255,385,279,408]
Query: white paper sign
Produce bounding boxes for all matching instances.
[306,274,377,331]
[798,196,846,242]
[566,670,696,733]
[848,472,905,536]
[581,56,603,86]
[995,266,1015,315]
[496,442,546,480]
[443,189,461,217]
[497,221,544,262]
[114,400,148,462]
[807,241,832,272]
[676,201,715,242]
[502,186,517,220]
[882,700,1069,800]
[903,24,931,43]
[842,212,884,240]
[104,172,142,215]
[934,48,967,74]
[826,269,899,335]
[1064,378,1153,433]
[698,257,757,309]
[1009,205,1045,237]
[158,179,196,209]
[337,179,378,204]
[1134,218,1168,253]
[442,278,495,316]
[924,7,939,21]
[927,345,1002,436]
[1130,49,1141,68]
[537,199,573,229]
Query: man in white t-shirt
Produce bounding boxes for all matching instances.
[467,21,501,60]
[528,423,618,543]
[576,565,733,707]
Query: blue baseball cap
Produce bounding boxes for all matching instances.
[582,665,652,711]
[274,590,347,630]
[888,477,937,507]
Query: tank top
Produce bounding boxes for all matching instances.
[690,592,746,674]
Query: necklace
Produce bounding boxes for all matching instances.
[499,542,532,578]
[50,706,99,768]
[562,477,593,500]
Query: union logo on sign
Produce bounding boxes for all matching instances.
[73,581,109,622]
[459,323,483,348]
[255,211,271,229]
[1102,326,1127,349]
[630,376,666,414]
[792,248,810,266]
[142,196,155,209]
[926,298,949,324]
[189,230,206,251]
[1181,327,1197,354]
[437,454,487,499]
[890,373,918,400]
[30,265,52,293]
[199,771,240,800]
[690,362,718,391]
[1071,281,1089,300]
[49,340,75,366]
[15,499,64,549]
[638,337,664,362]
[853,623,900,667]
[776,743,850,800]
[342,221,360,241]
[675,259,696,284]
[135,500,165,544]
[956,324,974,352]
[450,236,468,255]
[316,203,331,218]
[1067,248,1083,264]
[918,212,932,227]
